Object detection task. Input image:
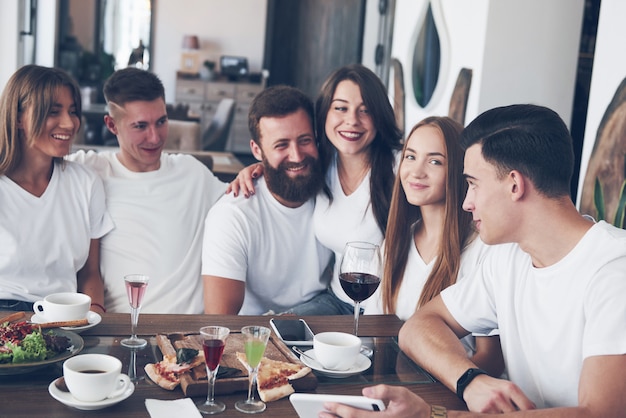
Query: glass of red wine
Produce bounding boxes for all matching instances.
[121,274,149,349]
[339,242,382,336]
[197,326,230,414]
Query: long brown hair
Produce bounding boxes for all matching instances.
[382,116,473,314]
[0,65,82,175]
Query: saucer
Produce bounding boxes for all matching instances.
[48,375,134,410]
[299,349,371,378]
[31,311,101,333]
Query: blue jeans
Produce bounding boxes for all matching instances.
[284,288,355,316]
[0,299,34,312]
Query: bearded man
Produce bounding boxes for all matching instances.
[201,85,331,315]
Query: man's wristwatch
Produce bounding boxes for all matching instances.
[456,367,487,401]
[431,405,447,417]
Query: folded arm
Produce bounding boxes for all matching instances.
[202,275,244,314]
[76,239,106,314]
[471,335,504,378]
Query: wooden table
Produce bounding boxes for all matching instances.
[0,313,466,417]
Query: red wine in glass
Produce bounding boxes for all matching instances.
[339,242,382,336]
[126,280,148,309]
[203,339,226,371]
[339,272,381,302]
[198,326,230,414]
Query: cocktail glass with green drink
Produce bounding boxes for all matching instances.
[235,326,271,414]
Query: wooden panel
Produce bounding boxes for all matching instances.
[175,79,205,102]
[266,0,365,98]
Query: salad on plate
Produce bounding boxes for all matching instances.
[0,321,72,364]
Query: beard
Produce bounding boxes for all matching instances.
[263,155,324,204]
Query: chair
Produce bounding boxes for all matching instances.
[166,103,192,121]
[202,98,235,151]
[166,120,201,151]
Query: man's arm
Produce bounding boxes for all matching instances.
[399,296,481,391]
[471,336,504,378]
[76,239,106,314]
[399,296,535,413]
[202,275,244,314]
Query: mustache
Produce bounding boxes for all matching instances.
[277,156,317,172]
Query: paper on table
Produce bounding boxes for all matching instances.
[145,398,202,418]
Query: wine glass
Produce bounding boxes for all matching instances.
[197,326,230,414]
[121,274,149,348]
[235,326,271,414]
[339,242,382,336]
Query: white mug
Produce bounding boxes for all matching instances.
[33,292,90,322]
[63,354,131,402]
[313,332,361,371]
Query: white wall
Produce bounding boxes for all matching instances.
[0,0,20,90]
[576,0,626,207]
[152,0,267,102]
[391,0,583,134]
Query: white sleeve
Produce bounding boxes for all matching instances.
[201,200,249,282]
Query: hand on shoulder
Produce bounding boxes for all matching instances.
[226,162,263,197]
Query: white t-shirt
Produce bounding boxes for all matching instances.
[442,221,626,408]
[69,150,226,314]
[202,177,332,315]
[0,161,113,302]
[314,157,383,306]
[366,233,489,320]
[366,231,490,355]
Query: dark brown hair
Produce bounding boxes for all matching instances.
[316,64,403,234]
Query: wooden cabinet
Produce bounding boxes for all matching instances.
[175,77,264,154]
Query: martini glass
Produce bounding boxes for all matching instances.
[197,326,230,414]
[121,274,149,348]
[339,242,382,336]
[235,326,271,414]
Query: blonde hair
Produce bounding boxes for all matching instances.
[0,65,82,175]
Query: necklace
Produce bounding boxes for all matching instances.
[337,159,369,196]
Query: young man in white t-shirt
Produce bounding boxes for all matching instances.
[68,68,226,314]
[201,85,331,315]
[321,105,626,417]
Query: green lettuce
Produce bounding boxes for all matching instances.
[11,331,48,363]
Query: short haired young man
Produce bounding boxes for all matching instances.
[201,85,331,315]
[68,68,226,314]
[320,104,626,417]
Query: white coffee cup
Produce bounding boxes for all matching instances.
[313,332,361,371]
[33,292,91,322]
[63,354,131,402]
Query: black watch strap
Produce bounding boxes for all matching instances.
[456,368,487,401]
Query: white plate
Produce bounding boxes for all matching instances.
[299,349,371,378]
[48,375,134,411]
[31,311,101,333]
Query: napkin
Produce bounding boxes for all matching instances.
[145,398,202,418]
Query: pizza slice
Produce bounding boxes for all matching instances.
[144,334,204,390]
[236,352,311,402]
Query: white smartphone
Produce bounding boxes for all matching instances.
[269,318,314,346]
[289,393,386,418]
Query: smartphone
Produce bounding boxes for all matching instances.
[269,318,314,346]
[289,393,385,418]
